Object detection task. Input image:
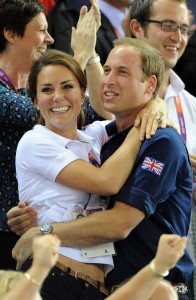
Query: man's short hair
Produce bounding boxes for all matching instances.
[113,37,164,98]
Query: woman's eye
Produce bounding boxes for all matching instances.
[63,84,73,90]
[41,87,52,93]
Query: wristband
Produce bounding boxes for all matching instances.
[149,259,169,277]
[87,55,100,65]
[24,272,41,288]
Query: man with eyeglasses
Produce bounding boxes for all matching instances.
[129,0,196,299]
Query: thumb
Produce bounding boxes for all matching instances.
[18,202,27,208]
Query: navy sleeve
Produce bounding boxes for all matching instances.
[115,127,192,216]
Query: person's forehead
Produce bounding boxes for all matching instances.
[151,0,189,22]
[107,46,141,66]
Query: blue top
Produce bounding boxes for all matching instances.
[102,121,194,286]
[0,80,39,231]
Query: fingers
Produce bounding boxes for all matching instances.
[135,111,171,141]
[7,206,37,236]
[189,153,196,161]
[18,202,27,208]
[32,235,61,268]
[189,154,196,168]
[135,111,160,141]
[136,112,152,141]
[189,154,196,182]
[165,235,187,258]
[90,0,100,11]
[90,0,101,29]
[13,247,28,270]
[155,234,187,271]
[7,203,37,219]
[166,234,181,246]
[79,5,88,21]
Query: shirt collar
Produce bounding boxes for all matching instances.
[34,124,96,149]
[105,120,133,137]
[165,69,185,98]
[98,0,129,37]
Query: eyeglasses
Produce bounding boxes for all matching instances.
[140,19,193,36]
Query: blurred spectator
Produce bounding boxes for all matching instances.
[174,7,196,96]
[66,0,90,11]
[47,0,78,54]
[96,0,133,64]
[39,0,55,15]
[47,0,133,65]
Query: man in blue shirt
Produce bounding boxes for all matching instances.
[101,121,192,288]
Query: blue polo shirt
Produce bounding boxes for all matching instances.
[102,121,194,286]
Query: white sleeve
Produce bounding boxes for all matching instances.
[84,120,110,150]
[16,131,79,182]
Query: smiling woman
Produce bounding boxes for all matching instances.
[14,48,142,300]
[29,52,87,133]
[0,0,54,270]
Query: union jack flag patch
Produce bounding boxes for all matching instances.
[141,156,165,176]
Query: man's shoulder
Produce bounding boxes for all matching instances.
[142,127,185,151]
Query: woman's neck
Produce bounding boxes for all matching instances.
[0,54,29,89]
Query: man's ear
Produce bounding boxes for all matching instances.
[3,28,16,45]
[130,19,144,39]
[146,75,157,97]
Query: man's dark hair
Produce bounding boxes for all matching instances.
[130,0,187,37]
[0,0,45,52]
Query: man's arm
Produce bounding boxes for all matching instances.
[53,202,145,246]
[12,202,144,269]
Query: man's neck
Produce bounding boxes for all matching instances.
[115,114,136,132]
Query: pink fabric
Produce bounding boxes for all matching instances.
[39,0,55,15]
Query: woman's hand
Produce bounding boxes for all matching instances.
[134,97,167,141]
